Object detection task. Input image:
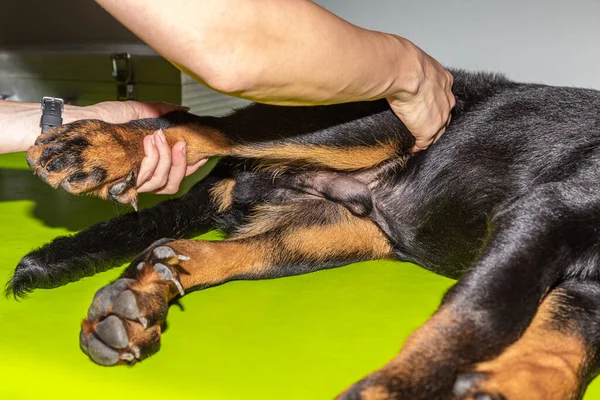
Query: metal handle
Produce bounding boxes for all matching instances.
[111,53,136,101]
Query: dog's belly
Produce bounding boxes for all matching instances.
[366,83,600,278]
[280,159,491,279]
[368,174,490,279]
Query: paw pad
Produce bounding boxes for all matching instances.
[80,243,190,366]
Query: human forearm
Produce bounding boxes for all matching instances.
[0,100,188,154]
[95,0,424,106]
[97,0,455,151]
[0,100,104,154]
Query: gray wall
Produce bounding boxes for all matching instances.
[3,1,598,91]
[1,0,141,46]
[315,0,600,90]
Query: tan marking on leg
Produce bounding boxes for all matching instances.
[209,178,237,213]
[83,198,392,366]
[156,200,391,292]
[390,306,464,372]
[467,290,586,400]
[164,125,234,163]
[282,214,392,260]
[234,199,392,260]
[165,239,269,289]
[232,204,300,239]
[359,386,392,400]
[165,124,400,170]
[236,142,400,170]
[338,305,471,398]
[346,305,464,395]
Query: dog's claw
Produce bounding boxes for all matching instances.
[131,197,138,212]
[138,317,149,329]
[149,246,188,295]
[119,352,135,362]
[131,345,141,359]
[153,262,185,296]
[454,373,486,397]
[152,246,177,260]
[126,170,135,185]
[109,181,128,197]
[106,170,138,209]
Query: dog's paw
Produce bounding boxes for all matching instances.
[80,243,189,366]
[26,120,148,208]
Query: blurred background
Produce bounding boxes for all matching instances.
[1,0,599,115]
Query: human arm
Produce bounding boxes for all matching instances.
[95,0,455,151]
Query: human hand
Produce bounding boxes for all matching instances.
[84,100,189,124]
[388,50,455,152]
[80,101,207,194]
[136,129,207,194]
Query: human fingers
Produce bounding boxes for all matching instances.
[137,129,172,193]
[137,135,160,186]
[153,141,189,195]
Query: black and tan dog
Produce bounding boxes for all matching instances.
[7,70,600,399]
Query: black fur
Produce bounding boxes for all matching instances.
[9,69,600,398]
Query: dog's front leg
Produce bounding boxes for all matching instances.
[339,181,600,400]
[452,279,600,400]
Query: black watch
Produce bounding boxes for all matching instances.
[40,96,64,134]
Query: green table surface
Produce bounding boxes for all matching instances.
[1,152,598,400]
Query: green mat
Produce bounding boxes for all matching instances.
[0,152,598,399]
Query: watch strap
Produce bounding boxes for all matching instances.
[40,96,64,134]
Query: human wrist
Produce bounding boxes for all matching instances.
[385,35,427,101]
[62,104,101,125]
[0,100,41,153]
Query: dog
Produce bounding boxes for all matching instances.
[7,69,600,400]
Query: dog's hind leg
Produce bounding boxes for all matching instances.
[78,198,393,366]
[453,279,600,400]
[338,178,600,400]
[24,101,413,205]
